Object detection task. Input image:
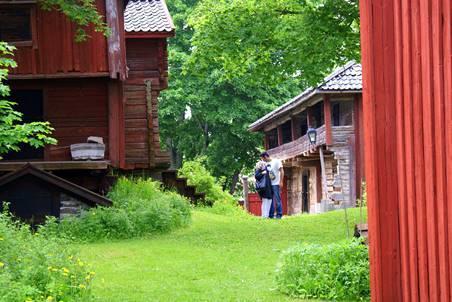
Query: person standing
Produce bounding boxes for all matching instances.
[254,160,273,218]
[260,152,284,219]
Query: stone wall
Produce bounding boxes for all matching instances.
[59,193,90,219]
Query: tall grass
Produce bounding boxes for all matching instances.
[0,211,94,302]
[55,178,191,242]
[276,239,370,301]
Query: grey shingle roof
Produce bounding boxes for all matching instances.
[318,62,362,91]
[249,61,362,131]
[125,0,174,33]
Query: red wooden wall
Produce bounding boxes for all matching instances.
[360,0,451,301]
[10,0,108,76]
[11,79,109,161]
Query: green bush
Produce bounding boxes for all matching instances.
[179,159,236,206]
[56,178,191,242]
[275,239,370,301]
[0,211,94,302]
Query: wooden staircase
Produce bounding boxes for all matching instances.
[161,170,206,204]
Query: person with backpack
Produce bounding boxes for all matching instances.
[254,157,273,218]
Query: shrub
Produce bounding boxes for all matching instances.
[179,159,236,206]
[0,211,94,302]
[56,178,191,242]
[275,239,370,301]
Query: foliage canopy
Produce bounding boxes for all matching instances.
[160,0,360,191]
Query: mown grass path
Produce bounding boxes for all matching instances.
[79,208,366,301]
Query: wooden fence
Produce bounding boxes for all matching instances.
[360,0,451,300]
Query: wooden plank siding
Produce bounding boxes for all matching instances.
[8,0,108,77]
[360,0,451,301]
[10,79,109,162]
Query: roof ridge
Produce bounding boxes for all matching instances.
[318,60,357,88]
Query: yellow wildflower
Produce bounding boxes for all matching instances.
[25,299,33,302]
[62,267,70,273]
[0,261,4,268]
[46,296,54,301]
[79,284,86,289]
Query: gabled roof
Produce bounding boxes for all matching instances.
[249,61,362,131]
[0,164,112,207]
[124,0,175,33]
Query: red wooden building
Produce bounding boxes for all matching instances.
[360,0,451,300]
[0,0,176,222]
[249,62,364,215]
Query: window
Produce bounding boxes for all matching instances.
[332,100,354,126]
[299,111,308,136]
[266,128,279,149]
[0,6,33,44]
[281,121,292,144]
[310,102,324,128]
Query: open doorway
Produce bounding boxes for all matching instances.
[3,90,44,160]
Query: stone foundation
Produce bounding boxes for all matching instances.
[59,193,89,219]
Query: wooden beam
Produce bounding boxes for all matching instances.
[108,81,120,167]
[8,72,110,80]
[277,125,283,146]
[319,147,328,201]
[0,161,110,172]
[306,107,313,128]
[323,95,333,145]
[125,32,175,39]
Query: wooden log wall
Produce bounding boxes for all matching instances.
[9,0,108,76]
[360,0,451,300]
[124,39,170,169]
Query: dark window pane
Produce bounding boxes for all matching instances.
[311,102,324,128]
[266,128,279,149]
[3,90,44,160]
[281,121,292,144]
[0,7,32,42]
[299,111,308,136]
[332,101,354,126]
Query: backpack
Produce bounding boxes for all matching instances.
[255,168,268,191]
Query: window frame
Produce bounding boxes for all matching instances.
[0,3,37,48]
[331,99,354,127]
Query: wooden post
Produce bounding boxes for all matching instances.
[323,95,333,145]
[319,147,328,202]
[306,107,313,128]
[108,80,122,167]
[292,116,302,140]
[242,176,249,211]
[277,126,283,146]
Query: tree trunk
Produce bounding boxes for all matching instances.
[229,170,240,194]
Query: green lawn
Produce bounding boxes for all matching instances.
[79,208,367,302]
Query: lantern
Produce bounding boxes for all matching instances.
[307,128,317,145]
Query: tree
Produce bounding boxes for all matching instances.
[0,0,110,157]
[162,0,360,192]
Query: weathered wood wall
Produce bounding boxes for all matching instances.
[9,0,108,76]
[11,79,109,161]
[360,0,451,300]
[123,39,170,169]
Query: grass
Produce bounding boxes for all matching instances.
[79,208,367,302]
